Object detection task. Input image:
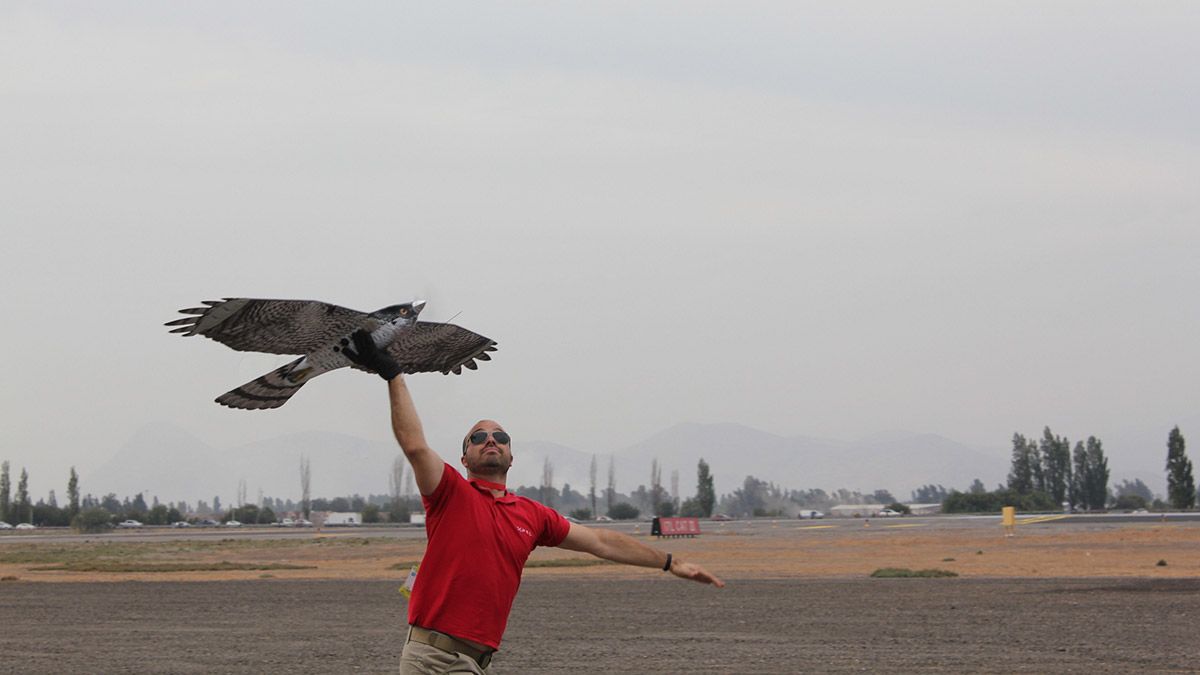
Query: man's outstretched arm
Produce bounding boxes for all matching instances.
[557,523,725,587]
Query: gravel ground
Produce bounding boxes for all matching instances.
[2,576,1198,673]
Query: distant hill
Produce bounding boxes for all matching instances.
[87,421,1010,504]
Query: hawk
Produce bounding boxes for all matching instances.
[166,298,497,410]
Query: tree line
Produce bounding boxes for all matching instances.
[941,426,1197,513]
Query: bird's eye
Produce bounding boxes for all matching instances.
[400,308,409,316]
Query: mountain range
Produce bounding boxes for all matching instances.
[84,421,1017,505]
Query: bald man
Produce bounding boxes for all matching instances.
[343,330,723,674]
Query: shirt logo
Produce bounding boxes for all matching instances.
[515,526,533,538]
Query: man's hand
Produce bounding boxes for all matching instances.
[670,559,725,587]
[559,524,725,587]
[342,329,403,381]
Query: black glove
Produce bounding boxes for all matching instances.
[341,329,403,381]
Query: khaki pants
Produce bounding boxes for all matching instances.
[400,638,494,674]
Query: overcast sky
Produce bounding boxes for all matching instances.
[2,2,1198,499]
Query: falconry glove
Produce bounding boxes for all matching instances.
[343,329,404,381]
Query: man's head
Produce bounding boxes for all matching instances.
[460,419,513,478]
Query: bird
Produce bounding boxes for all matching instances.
[165,298,497,410]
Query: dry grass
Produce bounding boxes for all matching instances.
[3,520,1199,583]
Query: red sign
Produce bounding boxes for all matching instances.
[658,517,701,536]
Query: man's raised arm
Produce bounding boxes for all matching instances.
[343,330,444,496]
[387,376,444,495]
[557,523,725,587]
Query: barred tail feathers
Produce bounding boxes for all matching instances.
[215,358,310,410]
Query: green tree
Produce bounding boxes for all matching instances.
[1084,436,1110,510]
[678,498,704,517]
[15,468,31,524]
[0,460,10,523]
[1166,426,1195,510]
[67,467,80,517]
[1070,441,1088,510]
[696,458,716,517]
[146,504,170,525]
[1007,433,1037,495]
[1039,427,1072,506]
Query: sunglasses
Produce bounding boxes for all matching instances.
[469,430,511,446]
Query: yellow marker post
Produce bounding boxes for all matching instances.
[1002,506,1016,538]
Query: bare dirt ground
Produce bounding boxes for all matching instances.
[1,577,1198,673]
[1,518,1198,672]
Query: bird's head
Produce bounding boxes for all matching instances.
[372,300,426,326]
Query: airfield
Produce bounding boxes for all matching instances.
[2,514,1198,672]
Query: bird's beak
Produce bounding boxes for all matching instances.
[412,300,426,316]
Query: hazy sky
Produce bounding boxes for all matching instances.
[2,2,1198,499]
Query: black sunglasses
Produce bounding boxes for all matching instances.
[469,430,511,446]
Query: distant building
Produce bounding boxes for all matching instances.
[321,512,361,526]
[830,504,884,518]
[829,503,943,517]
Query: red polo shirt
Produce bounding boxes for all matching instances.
[408,463,570,649]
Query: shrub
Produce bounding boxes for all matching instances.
[361,504,381,524]
[72,507,114,534]
[607,503,640,520]
[871,568,958,578]
[568,508,592,521]
[1113,494,1147,511]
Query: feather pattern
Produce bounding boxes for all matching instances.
[168,298,498,409]
[350,322,499,376]
[166,298,375,355]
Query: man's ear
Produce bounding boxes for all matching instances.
[460,454,468,470]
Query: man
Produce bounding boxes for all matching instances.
[344,331,724,674]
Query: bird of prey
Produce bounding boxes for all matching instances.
[166,298,497,410]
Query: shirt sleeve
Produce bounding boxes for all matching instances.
[421,463,460,516]
[535,503,571,548]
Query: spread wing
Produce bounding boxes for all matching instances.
[165,298,372,355]
[352,321,498,376]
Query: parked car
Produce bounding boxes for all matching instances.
[196,519,220,527]
[798,510,825,520]
[170,521,191,528]
[876,508,902,517]
[116,520,143,529]
[275,518,296,527]
[295,519,313,527]
[223,520,242,527]
[594,515,613,522]
[0,521,12,530]
[711,514,734,521]
[15,523,36,530]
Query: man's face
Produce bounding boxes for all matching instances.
[461,420,513,476]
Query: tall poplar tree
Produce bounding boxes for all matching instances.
[1084,437,1110,510]
[588,454,597,519]
[696,458,716,517]
[1008,433,1036,494]
[67,466,80,517]
[1166,426,1196,510]
[0,461,10,523]
[16,468,31,524]
[1070,441,1088,510]
[1039,427,1072,506]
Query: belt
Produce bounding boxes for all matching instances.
[407,625,494,669]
